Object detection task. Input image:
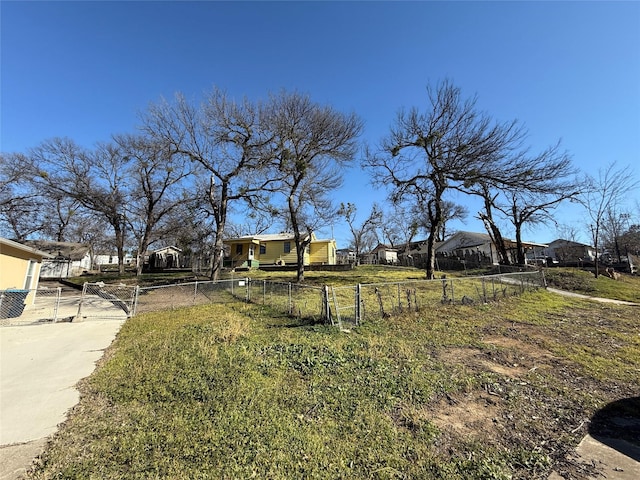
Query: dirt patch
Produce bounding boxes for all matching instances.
[429,391,504,439]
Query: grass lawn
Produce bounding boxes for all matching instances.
[27,268,640,479]
[544,267,640,303]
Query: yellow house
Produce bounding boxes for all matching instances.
[1,237,52,317]
[223,233,337,269]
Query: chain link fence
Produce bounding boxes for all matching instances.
[247,280,325,321]
[135,279,325,321]
[2,271,545,328]
[135,280,242,314]
[332,270,546,327]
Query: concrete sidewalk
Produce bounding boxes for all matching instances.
[0,319,125,480]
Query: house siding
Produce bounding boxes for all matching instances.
[0,240,48,304]
[309,240,336,265]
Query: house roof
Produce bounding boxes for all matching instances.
[437,231,493,251]
[548,239,593,249]
[370,243,398,253]
[225,233,334,243]
[0,237,54,258]
[24,240,91,261]
[152,245,183,254]
[435,231,547,252]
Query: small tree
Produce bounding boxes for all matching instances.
[337,202,382,263]
[580,162,639,277]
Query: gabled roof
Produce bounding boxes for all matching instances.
[225,232,335,243]
[0,237,54,258]
[437,231,547,252]
[548,239,594,249]
[370,243,398,253]
[230,233,297,242]
[437,231,493,251]
[152,245,183,254]
[24,240,90,261]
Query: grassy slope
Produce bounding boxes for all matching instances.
[544,267,640,303]
[28,264,640,479]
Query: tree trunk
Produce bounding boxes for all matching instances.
[209,179,228,281]
[115,226,125,275]
[424,195,443,280]
[514,224,526,265]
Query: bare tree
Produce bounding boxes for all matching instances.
[364,80,526,278]
[143,88,274,280]
[580,162,639,277]
[0,154,48,240]
[337,202,382,262]
[266,91,363,282]
[115,134,193,274]
[487,144,579,264]
[555,223,582,243]
[410,199,468,243]
[25,138,132,273]
[601,207,632,264]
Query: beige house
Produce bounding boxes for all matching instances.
[1,238,52,316]
[224,233,337,269]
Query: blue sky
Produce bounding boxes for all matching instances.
[2,1,639,248]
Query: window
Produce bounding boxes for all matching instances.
[236,244,243,255]
[259,244,266,255]
[284,242,291,253]
[24,260,37,289]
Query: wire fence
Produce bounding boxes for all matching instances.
[134,279,325,321]
[135,280,244,314]
[2,271,545,327]
[345,270,546,327]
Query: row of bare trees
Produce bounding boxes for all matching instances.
[1,89,362,282]
[2,81,637,281]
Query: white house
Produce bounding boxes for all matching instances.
[362,244,398,265]
[435,231,546,266]
[25,240,92,278]
[544,239,596,264]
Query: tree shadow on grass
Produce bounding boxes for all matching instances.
[589,396,640,461]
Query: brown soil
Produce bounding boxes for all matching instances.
[428,310,639,479]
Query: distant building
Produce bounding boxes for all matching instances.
[145,246,184,270]
[336,248,357,265]
[361,244,398,265]
[24,240,92,278]
[223,233,337,269]
[545,239,596,264]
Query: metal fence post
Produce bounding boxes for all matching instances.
[288,282,292,315]
[194,280,198,305]
[132,285,140,316]
[53,287,61,322]
[322,285,330,323]
[246,278,250,303]
[355,283,361,326]
[73,282,88,321]
[450,278,455,304]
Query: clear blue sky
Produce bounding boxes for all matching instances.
[2,1,639,248]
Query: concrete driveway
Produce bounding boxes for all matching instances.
[0,318,125,479]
